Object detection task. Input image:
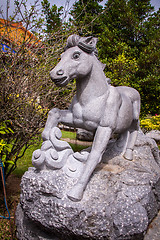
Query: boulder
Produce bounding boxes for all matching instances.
[16,132,160,240]
[145,130,160,143]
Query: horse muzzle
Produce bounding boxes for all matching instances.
[50,75,69,87]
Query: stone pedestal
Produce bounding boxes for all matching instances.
[16,132,160,240]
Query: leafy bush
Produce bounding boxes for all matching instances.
[0,121,14,167]
[140,115,160,131]
[0,1,76,179]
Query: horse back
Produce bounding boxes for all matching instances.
[116,86,140,103]
[116,86,140,120]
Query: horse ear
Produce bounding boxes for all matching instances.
[78,36,98,53]
[92,37,98,47]
[84,36,98,48]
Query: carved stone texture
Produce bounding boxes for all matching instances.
[145,130,160,143]
[40,34,141,201]
[16,132,160,240]
[76,128,94,141]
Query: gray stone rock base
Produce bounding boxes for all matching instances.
[144,211,160,240]
[16,132,160,240]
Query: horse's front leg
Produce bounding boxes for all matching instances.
[67,126,112,201]
[42,108,74,140]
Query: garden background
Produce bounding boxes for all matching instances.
[0,0,160,239]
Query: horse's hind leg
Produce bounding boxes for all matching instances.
[123,120,138,160]
[124,99,140,160]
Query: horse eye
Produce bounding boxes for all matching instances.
[73,52,80,60]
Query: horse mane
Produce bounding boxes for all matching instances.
[65,34,98,58]
[64,34,109,78]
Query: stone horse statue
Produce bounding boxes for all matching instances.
[42,34,141,201]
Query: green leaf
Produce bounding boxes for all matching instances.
[6,160,14,165]
[8,127,14,133]
[0,131,6,134]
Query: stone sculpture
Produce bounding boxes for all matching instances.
[76,128,94,141]
[16,35,160,240]
[32,34,140,202]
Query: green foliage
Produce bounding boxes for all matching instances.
[0,122,15,167]
[103,48,139,86]
[136,10,160,115]
[0,121,14,135]
[70,0,103,34]
[96,0,159,116]
[38,0,160,116]
[102,0,154,47]
[140,115,160,131]
[41,0,63,33]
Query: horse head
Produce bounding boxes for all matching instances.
[50,35,105,87]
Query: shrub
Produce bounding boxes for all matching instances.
[0,1,77,179]
[140,115,160,131]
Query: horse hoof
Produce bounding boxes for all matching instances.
[67,183,84,202]
[124,149,133,161]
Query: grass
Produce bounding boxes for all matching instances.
[61,130,76,139]
[13,142,42,177]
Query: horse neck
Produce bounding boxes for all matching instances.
[76,59,108,105]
